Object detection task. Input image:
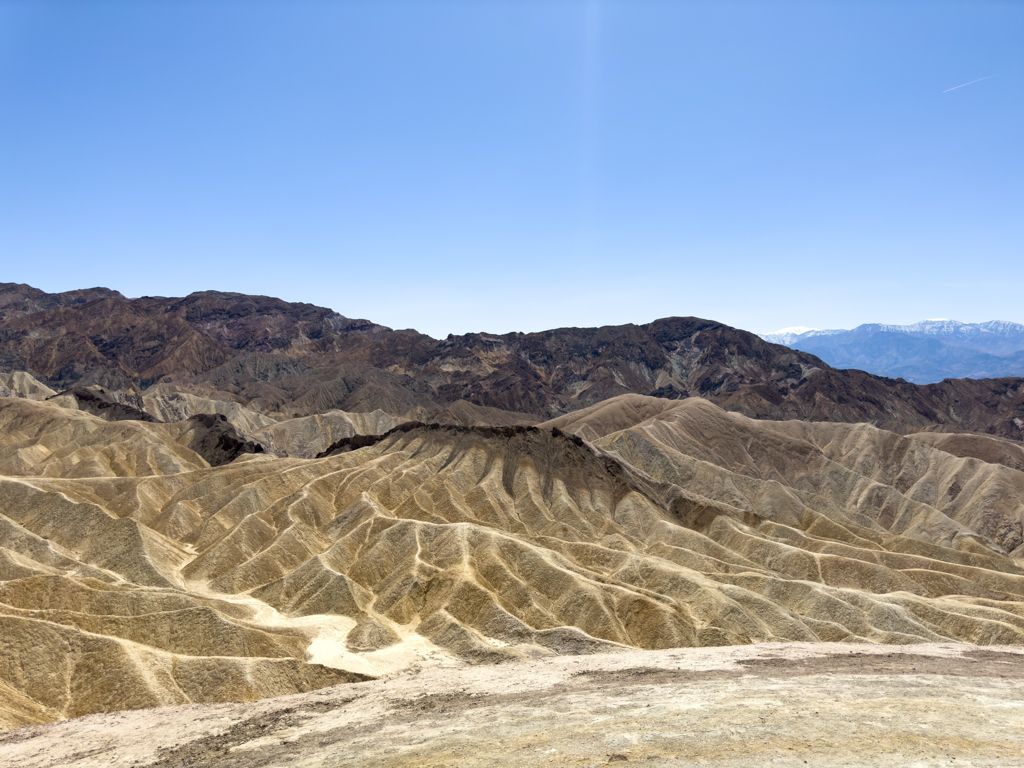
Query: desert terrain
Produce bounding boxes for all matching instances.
[1,285,1023,764]
[3,386,1024,729]
[2,642,1022,767]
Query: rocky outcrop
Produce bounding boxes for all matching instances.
[48,387,157,423]
[183,413,265,466]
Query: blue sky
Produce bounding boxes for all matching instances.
[1,1,1021,338]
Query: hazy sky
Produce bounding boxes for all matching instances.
[1,1,1021,338]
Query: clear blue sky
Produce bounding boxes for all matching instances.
[1,1,1021,338]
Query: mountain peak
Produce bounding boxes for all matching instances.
[761,326,820,345]
[769,325,819,335]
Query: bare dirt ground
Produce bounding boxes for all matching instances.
[2,642,1023,768]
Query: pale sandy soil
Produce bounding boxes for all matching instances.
[2,642,1022,768]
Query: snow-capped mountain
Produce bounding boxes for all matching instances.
[760,326,820,345]
[760,320,1024,384]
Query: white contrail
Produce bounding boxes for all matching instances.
[943,75,994,93]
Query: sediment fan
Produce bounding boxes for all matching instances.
[1,386,1023,730]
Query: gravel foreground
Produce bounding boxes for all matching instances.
[2,642,1022,768]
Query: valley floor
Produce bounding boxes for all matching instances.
[2,641,1022,768]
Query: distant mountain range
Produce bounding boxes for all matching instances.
[2,283,1024,440]
[761,320,1024,384]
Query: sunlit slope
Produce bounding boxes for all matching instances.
[0,396,208,477]
[251,409,402,458]
[2,394,1024,730]
[546,395,1024,554]
[0,371,56,400]
[143,386,280,434]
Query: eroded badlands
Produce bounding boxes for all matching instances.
[1,387,1023,733]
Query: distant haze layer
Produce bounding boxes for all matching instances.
[762,320,1024,384]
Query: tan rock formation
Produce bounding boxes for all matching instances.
[0,371,56,400]
[251,409,401,458]
[1,393,1023,731]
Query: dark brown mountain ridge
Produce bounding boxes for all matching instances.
[1,282,1022,439]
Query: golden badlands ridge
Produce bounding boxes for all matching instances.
[1,377,1023,738]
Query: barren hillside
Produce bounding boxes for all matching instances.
[2,391,1023,730]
